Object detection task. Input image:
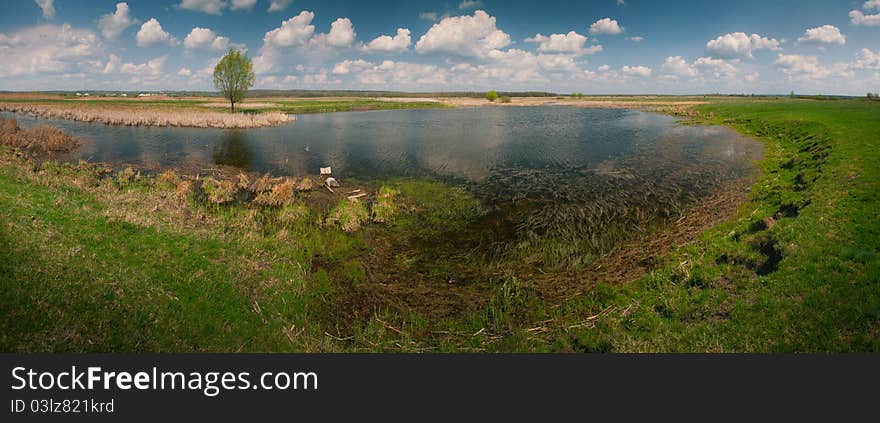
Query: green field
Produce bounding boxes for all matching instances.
[1,98,878,352]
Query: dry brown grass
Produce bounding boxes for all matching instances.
[0,117,83,153]
[254,178,296,206]
[0,103,291,129]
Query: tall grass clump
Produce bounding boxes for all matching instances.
[0,117,83,153]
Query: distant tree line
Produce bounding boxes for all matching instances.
[868,92,880,101]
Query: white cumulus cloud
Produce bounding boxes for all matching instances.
[621,65,651,77]
[854,48,880,70]
[136,18,178,47]
[415,10,511,58]
[694,57,738,79]
[268,0,293,13]
[705,32,780,59]
[332,59,373,75]
[178,0,225,15]
[662,56,697,77]
[263,11,316,47]
[775,54,853,80]
[231,0,256,10]
[589,18,623,35]
[98,3,137,40]
[850,10,880,26]
[525,31,596,55]
[309,18,357,49]
[183,27,235,51]
[363,28,411,54]
[459,1,482,9]
[0,24,104,76]
[797,25,845,45]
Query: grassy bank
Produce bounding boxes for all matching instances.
[0,98,877,352]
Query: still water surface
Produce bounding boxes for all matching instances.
[7,106,762,197]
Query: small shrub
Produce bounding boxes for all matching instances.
[500,96,511,103]
[486,90,499,102]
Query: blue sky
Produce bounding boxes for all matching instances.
[0,0,878,94]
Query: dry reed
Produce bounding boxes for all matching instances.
[0,117,83,152]
[0,103,291,129]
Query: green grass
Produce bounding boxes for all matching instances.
[1,98,878,352]
[477,99,880,352]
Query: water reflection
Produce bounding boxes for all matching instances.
[212,131,254,170]
[5,106,762,203]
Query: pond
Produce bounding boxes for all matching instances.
[6,106,763,265]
